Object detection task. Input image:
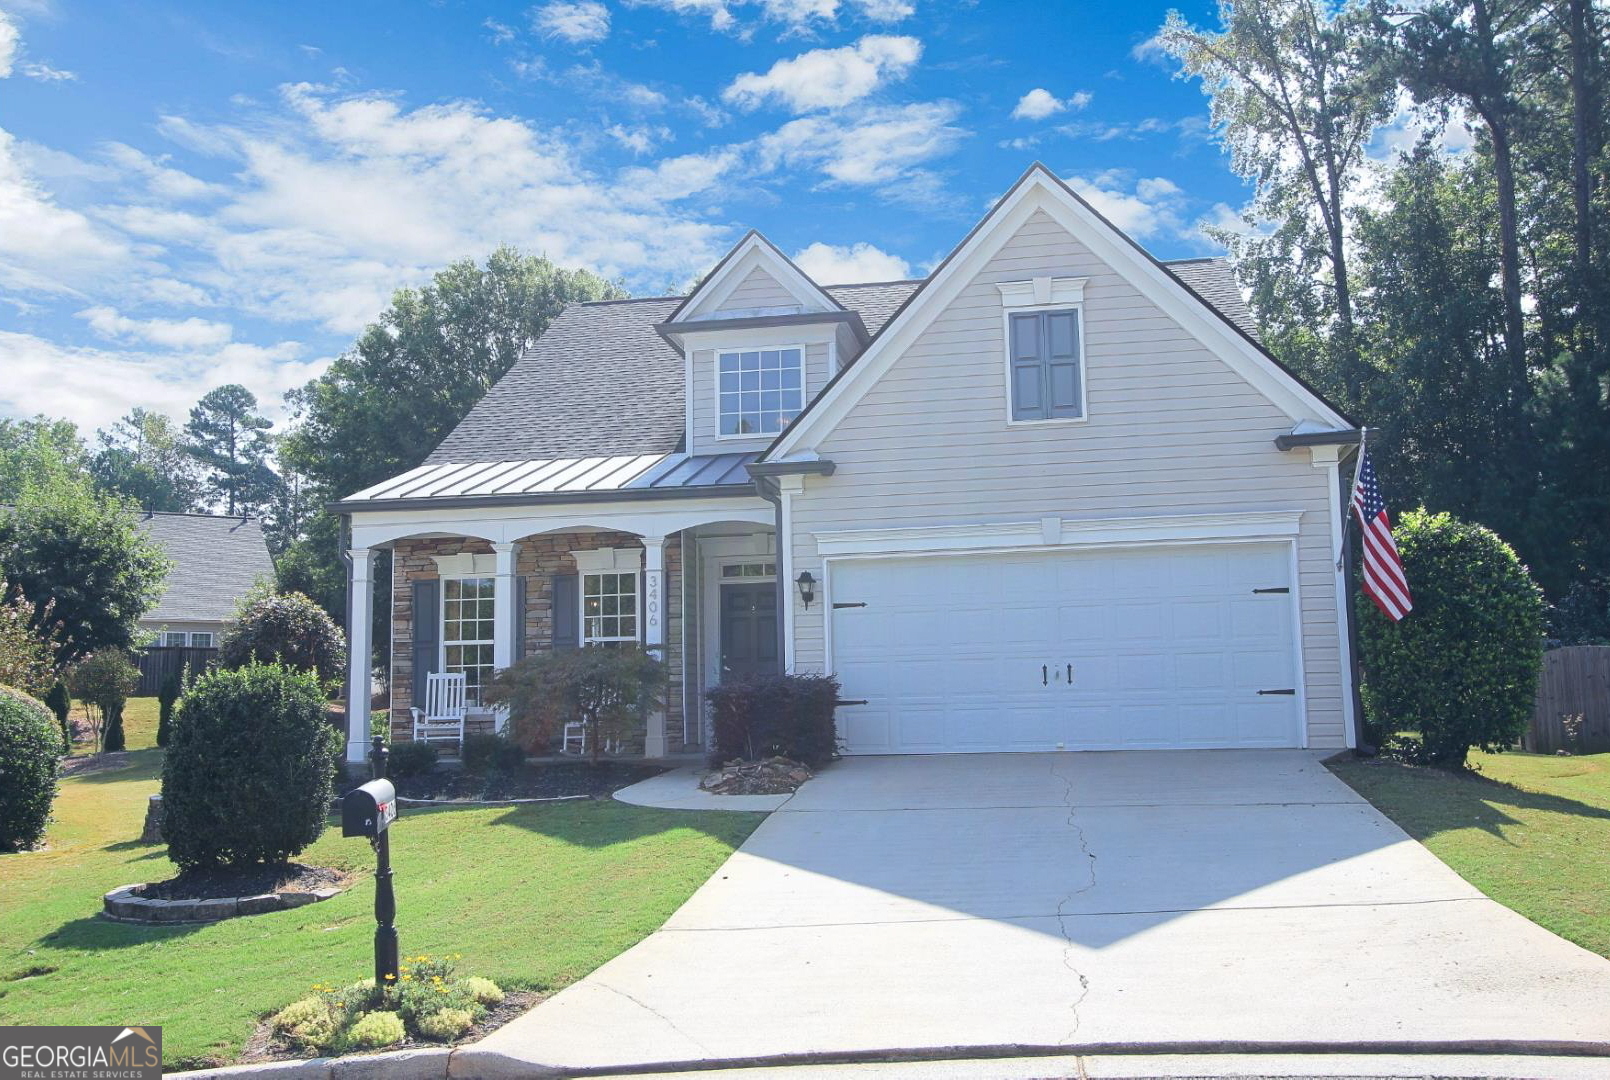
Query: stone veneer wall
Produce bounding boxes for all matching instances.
[390,530,690,754]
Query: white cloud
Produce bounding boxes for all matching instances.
[483,18,517,45]
[19,61,75,81]
[76,306,234,349]
[0,330,328,433]
[605,123,671,155]
[0,129,130,295]
[724,35,922,113]
[758,101,964,185]
[793,240,911,284]
[1067,170,1188,241]
[0,10,17,78]
[531,0,612,44]
[1011,87,1091,121]
[853,0,914,19]
[629,0,909,33]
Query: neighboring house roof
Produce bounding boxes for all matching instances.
[343,451,759,510]
[137,512,274,625]
[418,261,1250,474]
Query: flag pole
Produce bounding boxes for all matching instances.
[1341,426,1371,756]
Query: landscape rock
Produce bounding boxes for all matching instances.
[237,893,283,916]
[699,756,813,795]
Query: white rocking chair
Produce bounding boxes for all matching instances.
[562,721,624,756]
[410,672,468,747]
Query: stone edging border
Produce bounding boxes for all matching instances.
[102,883,344,924]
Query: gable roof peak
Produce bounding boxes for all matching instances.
[666,227,844,325]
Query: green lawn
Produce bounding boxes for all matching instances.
[1329,749,1610,958]
[0,707,760,1070]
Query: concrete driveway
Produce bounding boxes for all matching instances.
[462,751,1610,1075]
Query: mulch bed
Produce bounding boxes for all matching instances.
[236,989,543,1065]
[385,761,663,802]
[59,752,132,777]
[140,863,351,902]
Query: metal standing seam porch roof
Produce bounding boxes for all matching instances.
[338,451,761,509]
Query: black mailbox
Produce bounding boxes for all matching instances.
[342,779,397,838]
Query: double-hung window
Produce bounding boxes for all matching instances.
[1008,308,1083,422]
[442,576,496,704]
[583,572,639,646]
[717,347,804,436]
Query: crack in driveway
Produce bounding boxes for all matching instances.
[1051,755,1098,1044]
[593,980,716,1057]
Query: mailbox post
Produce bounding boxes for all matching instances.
[342,735,399,988]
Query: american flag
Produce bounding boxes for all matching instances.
[1351,449,1412,621]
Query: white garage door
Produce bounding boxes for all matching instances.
[831,543,1301,754]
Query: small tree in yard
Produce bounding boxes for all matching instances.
[485,645,666,765]
[163,664,339,869]
[0,584,61,698]
[67,649,138,753]
[0,686,59,851]
[44,682,71,755]
[1358,509,1545,768]
[218,587,346,692]
[156,669,182,748]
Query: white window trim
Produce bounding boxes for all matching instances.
[712,343,809,442]
[432,552,497,577]
[998,277,1089,428]
[189,632,214,648]
[439,573,497,707]
[574,547,645,646]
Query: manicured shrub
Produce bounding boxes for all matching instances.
[344,1011,405,1050]
[68,649,138,753]
[43,682,71,755]
[157,670,182,748]
[163,664,339,869]
[370,710,390,741]
[0,685,60,851]
[1358,509,1545,768]
[417,1008,475,1041]
[387,739,439,777]
[462,976,503,1005]
[707,673,840,769]
[460,732,524,773]
[219,589,346,692]
[486,645,667,764]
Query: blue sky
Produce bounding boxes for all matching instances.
[0,0,1251,433]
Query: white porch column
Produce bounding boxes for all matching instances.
[642,535,668,758]
[345,547,376,765]
[492,541,518,734]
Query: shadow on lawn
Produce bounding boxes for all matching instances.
[399,796,756,850]
[32,914,207,952]
[1338,758,1610,841]
[67,750,164,786]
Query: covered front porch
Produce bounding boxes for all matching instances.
[341,494,784,764]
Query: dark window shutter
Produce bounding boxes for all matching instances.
[513,575,528,662]
[1009,312,1045,421]
[411,579,440,706]
[1009,309,1083,421]
[1045,310,1082,418]
[552,573,579,650]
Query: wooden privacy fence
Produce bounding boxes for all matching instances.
[135,646,218,697]
[1524,645,1610,754]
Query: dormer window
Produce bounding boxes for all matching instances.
[717,347,804,436]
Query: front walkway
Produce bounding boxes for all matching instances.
[458,751,1610,1075]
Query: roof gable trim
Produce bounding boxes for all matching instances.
[668,231,845,325]
[764,164,1349,458]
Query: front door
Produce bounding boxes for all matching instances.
[720,582,779,680]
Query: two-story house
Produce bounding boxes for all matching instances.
[331,164,1361,764]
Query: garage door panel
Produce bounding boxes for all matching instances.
[832,543,1300,754]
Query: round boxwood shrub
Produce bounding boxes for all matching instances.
[219,590,346,691]
[163,663,340,869]
[0,685,59,851]
[1358,508,1544,768]
[386,739,438,778]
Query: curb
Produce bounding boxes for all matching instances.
[171,1037,1610,1079]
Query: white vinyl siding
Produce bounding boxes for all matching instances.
[788,208,1347,749]
[710,266,802,315]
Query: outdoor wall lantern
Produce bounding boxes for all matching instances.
[795,570,816,609]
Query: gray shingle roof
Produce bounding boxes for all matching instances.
[421,259,1256,469]
[138,513,275,624]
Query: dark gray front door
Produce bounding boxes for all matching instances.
[720,582,779,679]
